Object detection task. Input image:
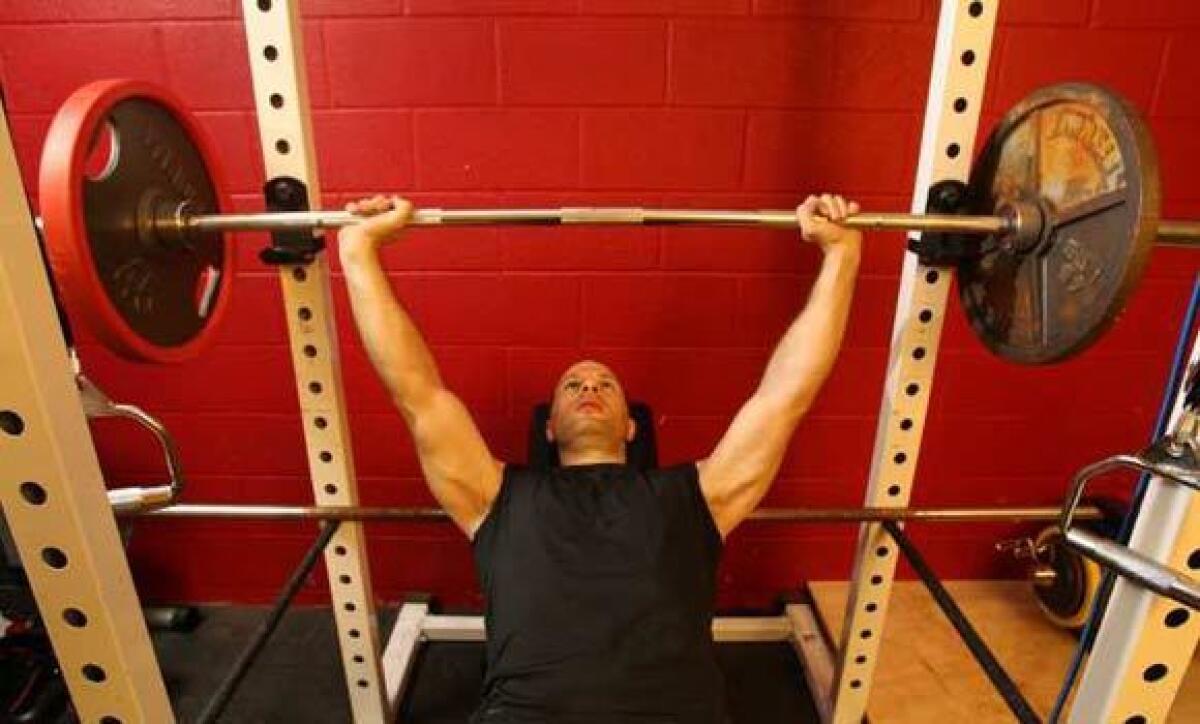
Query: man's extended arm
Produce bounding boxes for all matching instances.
[339,196,502,538]
[697,194,861,537]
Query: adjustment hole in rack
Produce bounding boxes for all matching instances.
[0,410,25,436]
[19,482,47,505]
[1165,608,1190,628]
[42,547,68,569]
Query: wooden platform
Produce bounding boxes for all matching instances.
[809,580,1200,722]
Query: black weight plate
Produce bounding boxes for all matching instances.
[961,83,1159,364]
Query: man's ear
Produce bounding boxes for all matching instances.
[545,419,556,444]
[625,417,637,443]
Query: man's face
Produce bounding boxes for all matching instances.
[546,360,635,450]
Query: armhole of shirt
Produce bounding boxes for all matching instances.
[679,462,724,557]
[470,463,520,549]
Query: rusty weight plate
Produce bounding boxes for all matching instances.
[961,83,1159,365]
[39,80,232,363]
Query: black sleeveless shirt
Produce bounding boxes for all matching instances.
[470,462,727,723]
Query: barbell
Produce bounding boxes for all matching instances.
[36,79,1199,365]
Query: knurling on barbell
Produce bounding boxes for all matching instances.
[37,79,1168,365]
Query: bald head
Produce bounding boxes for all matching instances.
[546,360,635,465]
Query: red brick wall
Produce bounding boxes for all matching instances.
[3,0,1197,608]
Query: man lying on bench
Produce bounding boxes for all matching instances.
[339,193,862,724]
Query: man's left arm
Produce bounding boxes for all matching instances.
[697,194,862,538]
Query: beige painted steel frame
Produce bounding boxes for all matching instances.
[1068,327,1200,721]
[240,2,388,720]
[380,604,823,712]
[829,2,997,721]
[0,100,173,720]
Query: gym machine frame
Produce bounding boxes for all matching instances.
[1064,318,1200,719]
[4,1,1200,723]
[820,2,999,720]
[0,97,174,723]
[239,4,389,720]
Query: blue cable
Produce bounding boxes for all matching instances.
[1049,273,1200,722]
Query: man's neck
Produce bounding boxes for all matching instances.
[558,447,626,467]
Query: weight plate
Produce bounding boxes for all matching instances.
[39,79,232,363]
[961,83,1160,364]
[1032,526,1099,629]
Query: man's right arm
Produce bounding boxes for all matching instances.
[339,197,503,538]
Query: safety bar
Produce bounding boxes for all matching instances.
[1059,437,1200,611]
[76,373,185,513]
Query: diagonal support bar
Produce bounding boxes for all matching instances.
[883,522,1040,723]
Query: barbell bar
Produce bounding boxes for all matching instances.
[191,207,1011,234]
[127,502,1105,523]
[36,79,1195,365]
[185,205,1200,244]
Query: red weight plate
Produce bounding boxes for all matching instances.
[39,79,233,363]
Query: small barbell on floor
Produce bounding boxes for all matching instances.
[37,80,1198,365]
